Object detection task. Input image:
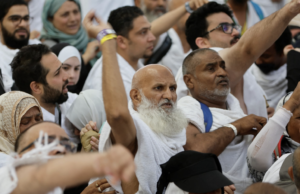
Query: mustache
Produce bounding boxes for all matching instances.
[13,27,29,35]
[154,6,166,13]
[158,99,175,107]
[230,35,240,44]
[63,80,69,89]
[215,76,229,84]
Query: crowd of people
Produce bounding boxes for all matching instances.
[0,0,300,193]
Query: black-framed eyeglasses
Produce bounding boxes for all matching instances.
[7,15,33,26]
[203,22,241,36]
[19,135,77,154]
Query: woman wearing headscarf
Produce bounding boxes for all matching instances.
[66,89,106,152]
[247,82,300,182]
[41,0,101,66]
[51,43,90,94]
[0,91,43,166]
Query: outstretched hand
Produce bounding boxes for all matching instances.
[93,145,135,185]
[283,82,300,112]
[83,10,112,39]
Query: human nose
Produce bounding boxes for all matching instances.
[216,66,227,77]
[148,31,156,42]
[162,88,172,101]
[158,0,165,6]
[231,27,240,37]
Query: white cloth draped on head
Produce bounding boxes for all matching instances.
[66,89,106,130]
[177,94,252,194]
[0,91,42,155]
[57,46,81,63]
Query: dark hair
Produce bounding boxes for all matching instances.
[274,27,292,54]
[186,2,233,50]
[0,0,28,21]
[11,44,51,94]
[108,6,144,38]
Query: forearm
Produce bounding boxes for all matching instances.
[225,3,297,86]
[185,127,235,156]
[247,107,292,172]
[12,153,105,194]
[151,5,186,37]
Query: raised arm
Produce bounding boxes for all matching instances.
[11,145,135,194]
[247,82,300,172]
[219,0,300,88]
[83,11,137,152]
[151,0,208,38]
[185,114,267,155]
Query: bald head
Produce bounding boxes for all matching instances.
[15,122,68,153]
[132,64,174,90]
[244,183,286,194]
[182,48,219,76]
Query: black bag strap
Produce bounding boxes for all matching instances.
[146,33,172,65]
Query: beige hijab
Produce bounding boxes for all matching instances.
[0,91,42,154]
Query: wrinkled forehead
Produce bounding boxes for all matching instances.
[196,50,223,68]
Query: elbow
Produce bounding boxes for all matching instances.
[247,150,272,172]
[106,109,130,124]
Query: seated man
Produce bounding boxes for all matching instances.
[0,122,135,194]
[156,150,234,194]
[252,28,292,108]
[11,44,78,143]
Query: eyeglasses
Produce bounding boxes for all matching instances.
[203,23,241,36]
[20,135,77,154]
[7,15,33,26]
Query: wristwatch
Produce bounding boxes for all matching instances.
[97,29,116,42]
[185,2,193,13]
[222,124,238,136]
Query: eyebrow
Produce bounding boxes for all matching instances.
[8,14,29,18]
[136,26,151,34]
[63,63,81,67]
[206,60,225,67]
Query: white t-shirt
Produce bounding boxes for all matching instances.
[155,29,191,76]
[263,153,290,183]
[41,92,78,143]
[0,153,10,168]
[175,47,268,119]
[0,39,40,91]
[83,54,144,100]
[80,0,134,22]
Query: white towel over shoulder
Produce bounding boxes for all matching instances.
[99,101,186,194]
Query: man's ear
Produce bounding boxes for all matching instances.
[116,35,128,50]
[195,37,210,49]
[30,81,43,95]
[130,89,142,105]
[288,166,294,181]
[184,74,195,91]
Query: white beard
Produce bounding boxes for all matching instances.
[140,1,165,22]
[137,93,188,136]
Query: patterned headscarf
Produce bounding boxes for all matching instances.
[0,92,42,154]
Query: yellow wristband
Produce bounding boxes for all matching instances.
[101,34,117,44]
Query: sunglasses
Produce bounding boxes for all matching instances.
[203,22,241,36]
[19,135,77,154]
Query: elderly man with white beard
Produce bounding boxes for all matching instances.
[83,11,188,194]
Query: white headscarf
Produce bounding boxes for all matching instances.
[66,89,106,130]
[57,46,81,63]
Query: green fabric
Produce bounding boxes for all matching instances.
[41,0,89,52]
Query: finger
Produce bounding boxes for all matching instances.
[229,184,236,191]
[90,140,98,148]
[85,124,93,131]
[96,178,108,185]
[99,183,112,191]
[92,145,98,151]
[224,186,234,194]
[89,121,98,130]
[83,10,95,24]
